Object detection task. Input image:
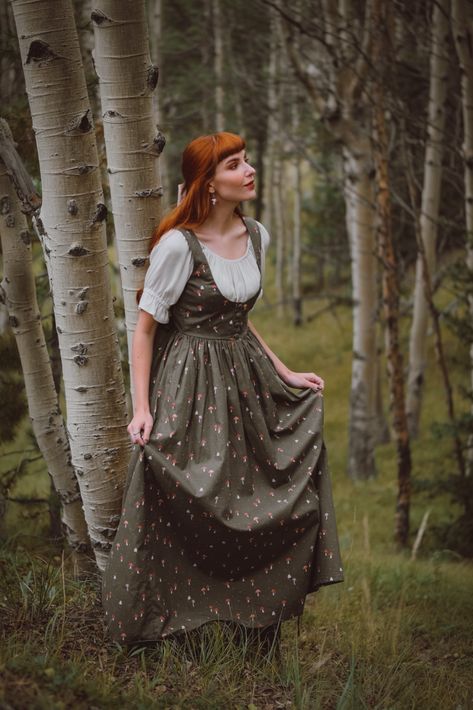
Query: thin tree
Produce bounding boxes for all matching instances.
[451,0,473,477]
[213,0,225,132]
[371,4,412,547]
[0,119,91,566]
[11,0,130,571]
[406,0,450,438]
[277,0,384,479]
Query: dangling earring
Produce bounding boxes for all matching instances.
[210,191,217,206]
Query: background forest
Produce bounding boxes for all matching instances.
[0,0,472,707]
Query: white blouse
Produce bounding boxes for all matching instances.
[139,221,270,324]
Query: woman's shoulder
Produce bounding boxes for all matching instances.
[149,228,191,260]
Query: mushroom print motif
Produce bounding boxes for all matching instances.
[102,216,344,643]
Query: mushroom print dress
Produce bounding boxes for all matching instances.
[102,216,344,644]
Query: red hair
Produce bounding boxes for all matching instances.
[137,132,246,303]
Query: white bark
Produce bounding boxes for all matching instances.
[12,0,131,571]
[263,9,278,234]
[451,0,473,476]
[406,0,449,438]
[92,0,164,400]
[0,158,90,559]
[291,99,302,325]
[213,0,224,132]
[343,146,378,479]
[147,0,169,210]
[282,0,385,478]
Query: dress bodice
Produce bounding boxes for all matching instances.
[170,217,263,340]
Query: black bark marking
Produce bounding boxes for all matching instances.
[67,199,78,215]
[78,287,89,300]
[134,185,164,198]
[20,229,31,245]
[0,196,11,214]
[6,214,15,228]
[64,109,93,135]
[91,9,113,25]
[153,131,166,155]
[73,355,88,366]
[71,342,88,355]
[63,164,96,176]
[25,40,59,64]
[90,202,107,225]
[68,243,90,257]
[131,256,147,267]
[146,64,159,91]
[75,301,88,315]
[9,315,18,327]
[74,386,88,392]
[103,109,123,120]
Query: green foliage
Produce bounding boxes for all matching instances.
[0,332,28,444]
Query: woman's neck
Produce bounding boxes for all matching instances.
[198,202,242,237]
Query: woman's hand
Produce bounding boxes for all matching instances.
[127,409,154,446]
[279,369,324,392]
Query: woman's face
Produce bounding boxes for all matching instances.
[210,149,256,204]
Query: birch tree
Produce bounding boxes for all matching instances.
[0,120,90,564]
[213,0,225,132]
[406,0,449,438]
[11,0,130,571]
[451,0,473,477]
[291,87,302,326]
[147,0,169,209]
[91,0,164,392]
[279,0,383,478]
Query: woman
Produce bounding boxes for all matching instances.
[102,132,344,653]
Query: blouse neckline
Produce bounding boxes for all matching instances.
[188,215,252,263]
[199,233,251,262]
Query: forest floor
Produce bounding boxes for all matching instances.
[1,279,473,709]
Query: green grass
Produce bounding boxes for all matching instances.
[1,270,473,707]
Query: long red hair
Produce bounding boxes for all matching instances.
[152,131,246,248]
[137,131,246,303]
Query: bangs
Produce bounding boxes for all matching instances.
[214,132,246,164]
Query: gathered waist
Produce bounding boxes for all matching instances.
[172,324,250,341]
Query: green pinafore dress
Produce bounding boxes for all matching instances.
[102,216,344,643]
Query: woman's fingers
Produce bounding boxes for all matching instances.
[303,372,324,390]
[127,414,154,445]
[142,418,153,444]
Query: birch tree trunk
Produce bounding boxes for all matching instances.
[74,0,100,117]
[213,0,224,132]
[406,0,449,438]
[451,0,473,477]
[92,0,164,398]
[291,92,302,326]
[262,8,278,235]
[344,147,379,479]
[0,132,90,564]
[147,0,169,210]
[12,0,130,571]
[281,0,387,478]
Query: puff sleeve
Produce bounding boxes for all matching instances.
[138,229,193,323]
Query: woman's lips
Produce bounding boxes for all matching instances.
[245,181,255,189]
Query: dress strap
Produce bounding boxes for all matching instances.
[177,227,207,267]
[242,216,262,274]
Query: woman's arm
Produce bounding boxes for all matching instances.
[248,319,324,392]
[127,310,158,446]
